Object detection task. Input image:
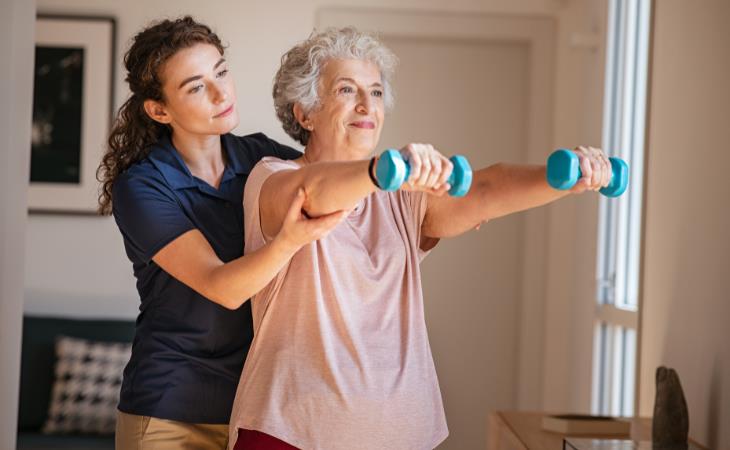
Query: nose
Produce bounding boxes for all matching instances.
[355,91,372,114]
[210,81,228,104]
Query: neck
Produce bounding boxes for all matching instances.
[170,129,226,186]
[302,134,373,164]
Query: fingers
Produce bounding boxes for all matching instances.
[277,188,345,250]
[589,146,612,190]
[304,210,348,239]
[589,151,601,190]
[402,144,422,184]
[427,184,450,196]
[436,157,453,191]
[425,151,453,190]
[573,146,613,192]
[422,152,439,187]
[600,152,611,188]
[576,146,593,189]
[412,144,433,187]
[283,188,307,223]
[400,143,450,194]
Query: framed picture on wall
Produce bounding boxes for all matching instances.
[29,15,116,214]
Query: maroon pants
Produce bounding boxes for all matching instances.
[234,429,299,450]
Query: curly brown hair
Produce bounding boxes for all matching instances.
[96,16,225,215]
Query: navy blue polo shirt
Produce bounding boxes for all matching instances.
[112,132,300,424]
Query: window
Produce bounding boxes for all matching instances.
[592,0,651,417]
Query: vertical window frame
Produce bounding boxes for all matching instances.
[592,0,651,417]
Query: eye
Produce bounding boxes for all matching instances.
[188,84,204,94]
[216,68,228,78]
[371,89,383,98]
[338,85,354,94]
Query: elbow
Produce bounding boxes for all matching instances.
[472,218,489,232]
[221,298,248,310]
[471,163,509,222]
[299,177,353,217]
[211,292,248,310]
[204,272,249,310]
[470,178,497,223]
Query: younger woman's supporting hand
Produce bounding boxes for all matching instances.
[152,189,345,310]
[273,188,347,251]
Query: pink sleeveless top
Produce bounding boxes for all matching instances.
[228,157,448,450]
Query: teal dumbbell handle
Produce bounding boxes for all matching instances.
[546,149,629,197]
[375,149,473,197]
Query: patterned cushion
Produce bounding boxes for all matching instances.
[42,336,131,435]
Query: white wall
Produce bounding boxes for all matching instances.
[24,215,139,318]
[1,0,35,448]
[638,1,730,448]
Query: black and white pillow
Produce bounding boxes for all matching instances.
[42,335,131,435]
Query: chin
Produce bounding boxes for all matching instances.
[348,137,379,153]
[362,141,379,156]
[216,115,240,134]
[353,147,377,160]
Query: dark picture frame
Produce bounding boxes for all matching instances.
[29,15,116,214]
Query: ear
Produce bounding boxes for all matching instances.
[143,99,172,125]
[293,103,312,131]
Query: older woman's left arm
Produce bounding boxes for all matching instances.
[421,163,563,238]
[421,145,610,240]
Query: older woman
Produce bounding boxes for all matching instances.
[228,28,612,449]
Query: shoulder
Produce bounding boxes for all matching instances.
[112,160,177,216]
[228,132,301,162]
[244,157,299,205]
[113,159,169,196]
[250,156,300,179]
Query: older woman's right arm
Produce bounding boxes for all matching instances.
[259,146,451,239]
[259,159,376,238]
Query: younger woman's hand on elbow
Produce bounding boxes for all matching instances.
[399,143,453,196]
[273,188,347,251]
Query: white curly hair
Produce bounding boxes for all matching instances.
[272,27,398,146]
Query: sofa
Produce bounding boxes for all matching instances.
[17,315,135,450]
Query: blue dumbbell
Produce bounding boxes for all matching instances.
[546,149,629,197]
[375,149,473,197]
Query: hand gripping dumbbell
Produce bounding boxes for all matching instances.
[375,149,473,197]
[546,149,629,197]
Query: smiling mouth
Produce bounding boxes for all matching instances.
[349,121,375,129]
[214,105,234,118]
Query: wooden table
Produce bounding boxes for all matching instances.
[487,411,707,450]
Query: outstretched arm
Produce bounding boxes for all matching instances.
[260,144,451,239]
[422,146,612,238]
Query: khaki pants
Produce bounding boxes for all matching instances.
[115,411,228,450]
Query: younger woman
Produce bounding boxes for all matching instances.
[97,17,344,449]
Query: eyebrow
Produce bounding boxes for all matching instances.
[335,77,383,88]
[178,58,226,89]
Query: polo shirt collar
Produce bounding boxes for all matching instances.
[147,133,196,189]
[221,133,248,176]
[148,133,244,190]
